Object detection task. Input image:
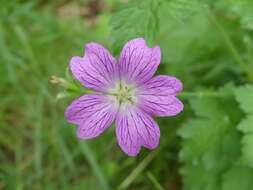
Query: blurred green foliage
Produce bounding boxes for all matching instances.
[1,0,253,190]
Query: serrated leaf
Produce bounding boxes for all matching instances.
[162,0,200,21]
[190,97,227,118]
[222,166,253,190]
[178,118,230,163]
[180,164,220,190]
[110,0,203,54]
[237,116,253,133]
[189,84,241,120]
[234,85,253,114]
[110,0,159,53]
[240,134,253,165]
[234,84,253,165]
[179,87,242,190]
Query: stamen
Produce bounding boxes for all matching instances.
[107,81,137,106]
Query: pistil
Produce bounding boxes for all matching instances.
[107,81,137,106]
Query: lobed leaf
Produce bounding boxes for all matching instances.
[179,86,244,190]
[234,85,253,165]
[222,166,253,190]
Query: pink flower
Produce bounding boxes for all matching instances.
[65,38,183,156]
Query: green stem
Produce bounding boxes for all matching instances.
[117,151,158,190]
[79,142,110,190]
[117,130,178,190]
[147,172,165,190]
[205,6,253,81]
[210,14,245,68]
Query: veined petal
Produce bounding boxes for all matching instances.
[70,42,118,92]
[118,38,161,85]
[115,107,160,156]
[139,75,183,95]
[137,75,183,117]
[65,94,117,139]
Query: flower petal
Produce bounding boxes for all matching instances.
[70,42,118,92]
[65,94,117,139]
[118,38,161,85]
[140,75,183,95]
[115,107,160,156]
[137,75,184,117]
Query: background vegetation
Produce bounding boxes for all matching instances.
[1,0,253,189]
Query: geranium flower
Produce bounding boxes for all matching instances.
[65,38,183,156]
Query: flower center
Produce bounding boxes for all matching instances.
[108,81,137,106]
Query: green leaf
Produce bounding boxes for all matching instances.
[110,0,160,53]
[234,84,253,114]
[229,0,253,30]
[240,133,253,165]
[222,166,253,190]
[190,97,230,118]
[234,85,253,165]
[179,87,243,190]
[180,164,220,190]
[215,0,253,30]
[237,116,253,133]
[236,116,253,165]
[110,0,202,54]
[161,0,200,21]
[178,118,231,163]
